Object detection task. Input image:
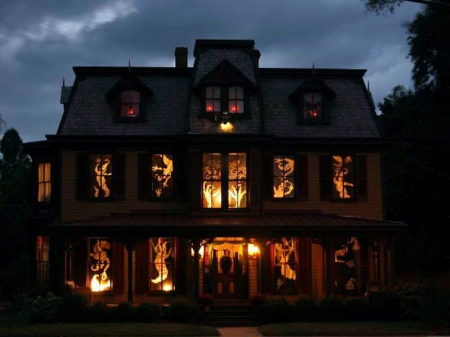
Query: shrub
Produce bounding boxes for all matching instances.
[87,302,112,322]
[368,291,403,320]
[393,281,425,320]
[113,302,134,322]
[134,302,163,322]
[262,297,293,323]
[319,296,344,321]
[248,293,266,308]
[23,293,62,323]
[344,298,371,321]
[168,297,198,323]
[417,279,450,326]
[293,297,320,322]
[197,293,215,308]
[57,294,88,323]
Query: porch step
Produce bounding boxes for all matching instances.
[199,301,261,327]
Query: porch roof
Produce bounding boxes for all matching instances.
[49,213,407,238]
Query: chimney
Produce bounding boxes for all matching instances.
[253,49,261,68]
[175,47,188,68]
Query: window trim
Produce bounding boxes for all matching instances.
[202,84,249,119]
[37,162,52,203]
[138,152,175,201]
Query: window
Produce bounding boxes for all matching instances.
[38,163,51,202]
[204,85,245,115]
[36,236,49,286]
[89,239,112,292]
[273,155,295,198]
[91,154,113,199]
[332,155,355,199]
[303,92,323,120]
[202,152,247,209]
[149,237,174,291]
[151,154,174,198]
[120,90,140,117]
[272,237,298,292]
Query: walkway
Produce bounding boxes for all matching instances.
[218,327,263,337]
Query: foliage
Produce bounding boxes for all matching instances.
[86,302,112,322]
[363,0,404,14]
[292,297,320,322]
[248,293,266,308]
[262,297,293,323]
[134,302,163,322]
[22,293,63,323]
[344,298,371,321]
[368,291,404,320]
[318,296,344,321]
[57,294,88,323]
[168,297,198,323]
[197,293,215,307]
[114,302,134,322]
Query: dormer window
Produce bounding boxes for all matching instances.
[303,92,323,120]
[120,90,140,117]
[228,86,244,113]
[204,85,245,115]
[206,86,221,113]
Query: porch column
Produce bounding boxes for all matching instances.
[126,241,135,304]
[191,237,201,299]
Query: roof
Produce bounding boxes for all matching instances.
[50,213,406,238]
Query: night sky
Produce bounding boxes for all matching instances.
[0,0,422,143]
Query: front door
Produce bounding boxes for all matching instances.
[213,249,239,297]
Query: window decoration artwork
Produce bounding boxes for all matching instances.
[202,153,247,209]
[151,154,173,198]
[205,86,221,113]
[332,155,354,199]
[334,237,360,294]
[36,236,49,286]
[149,237,174,291]
[273,237,298,291]
[228,86,244,113]
[120,90,140,117]
[91,155,112,198]
[273,155,295,198]
[303,92,323,119]
[38,163,51,202]
[89,239,111,292]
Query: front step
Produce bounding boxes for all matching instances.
[199,301,261,327]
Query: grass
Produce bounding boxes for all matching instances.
[258,321,450,336]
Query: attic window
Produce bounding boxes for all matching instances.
[228,86,244,113]
[120,90,140,117]
[303,92,323,119]
[206,86,221,113]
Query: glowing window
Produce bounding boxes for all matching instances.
[89,239,111,292]
[151,154,173,198]
[202,152,247,210]
[91,155,112,199]
[303,92,323,119]
[120,90,140,117]
[273,155,295,198]
[149,237,174,291]
[36,236,50,286]
[205,86,221,113]
[332,155,355,199]
[272,237,298,292]
[228,86,244,114]
[38,163,51,202]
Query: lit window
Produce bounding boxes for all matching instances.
[205,86,221,113]
[149,237,174,291]
[151,154,173,198]
[91,155,112,198]
[202,152,247,209]
[89,239,111,292]
[120,90,140,117]
[36,236,50,286]
[272,237,298,292]
[334,237,361,294]
[38,163,51,202]
[228,86,244,114]
[303,92,323,119]
[332,155,355,199]
[273,155,295,198]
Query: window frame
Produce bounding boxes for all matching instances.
[272,154,296,200]
[138,152,175,201]
[37,162,52,203]
[202,152,248,211]
[120,90,141,118]
[203,85,248,118]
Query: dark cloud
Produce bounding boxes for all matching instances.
[0,0,421,142]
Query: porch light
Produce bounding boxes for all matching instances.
[215,111,233,125]
[248,243,260,259]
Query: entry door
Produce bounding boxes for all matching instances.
[212,249,240,298]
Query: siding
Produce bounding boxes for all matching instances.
[310,241,325,299]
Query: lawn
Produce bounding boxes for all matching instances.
[258,321,450,336]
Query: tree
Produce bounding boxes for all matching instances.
[364,0,450,14]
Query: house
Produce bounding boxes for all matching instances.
[24,39,405,304]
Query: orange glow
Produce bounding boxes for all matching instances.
[231,106,236,112]
[311,110,317,117]
[248,244,260,259]
[207,106,213,112]
[128,107,135,115]
[220,122,233,132]
[163,283,173,291]
[91,274,111,292]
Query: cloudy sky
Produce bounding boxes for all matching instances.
[0,0,422,143]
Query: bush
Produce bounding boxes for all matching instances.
[393,281,425,320]
[293,297,320,322]
[262,297,293,323]
[344,298,371,321]
[417,279,450,326]
[57,294,88,323]
[368,291,403,320]
[319,296,344,321]
[248,293,266,309]
[114,302,134,322]
[134,302,162,322]
[87,302,112,322]
[23,293,62,323]
[197,293,215,308]
[168,297,198,323]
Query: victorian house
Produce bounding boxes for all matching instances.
[25,39,405,304]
